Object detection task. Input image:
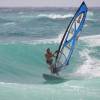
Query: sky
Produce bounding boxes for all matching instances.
[0,0,99,7]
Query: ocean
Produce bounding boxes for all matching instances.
[0,7,100,100]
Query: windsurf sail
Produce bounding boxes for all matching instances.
[55,1,88,69]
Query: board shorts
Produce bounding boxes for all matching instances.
[46,59,53,65]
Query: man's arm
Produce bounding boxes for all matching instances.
[53,50,58,57]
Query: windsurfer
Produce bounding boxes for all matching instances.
[45,48,59,74]
[44,1,87,77]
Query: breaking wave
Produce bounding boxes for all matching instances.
[37,13,74,19]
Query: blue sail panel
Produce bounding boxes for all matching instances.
[55,2,88,68]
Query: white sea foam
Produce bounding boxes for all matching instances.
[18,12,24,15]
[80,35,100,47]
[37,12,96,22]
[84,24,88,27]
[37,13,74,19]
[76,48,100,77]
[0,82,42,89]
[87,11,94,17]
[86,11,97,22]
[0,36,60,45]
[86,18,97,22]
[1,34,100,47]
[3,22,16,26]
[34,34,100,46]
[31,33,63,45]
[74,35,100,77]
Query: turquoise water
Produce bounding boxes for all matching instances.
[0,7,100,100]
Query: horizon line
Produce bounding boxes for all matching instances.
[0,6,99,8]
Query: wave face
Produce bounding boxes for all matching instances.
[0,7,100,100]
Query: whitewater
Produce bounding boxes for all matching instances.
[0,7,100,100]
